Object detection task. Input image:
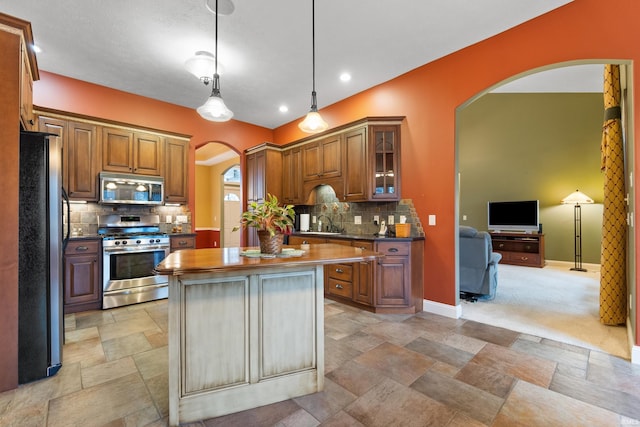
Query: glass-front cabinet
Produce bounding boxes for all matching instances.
[371,125,400,200]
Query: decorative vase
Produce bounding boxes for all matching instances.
[257,230,284,254]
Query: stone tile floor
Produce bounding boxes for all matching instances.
[1,299,640,426]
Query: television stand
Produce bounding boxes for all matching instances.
[490,232,545,268]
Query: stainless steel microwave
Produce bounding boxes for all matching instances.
[99,172,164,205]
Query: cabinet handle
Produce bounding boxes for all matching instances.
[499,243,505,248]
[29,119,34,125]
[75,246,89,252]
[179,241,188,246]
[388,248,399,253]
[335,268,344,273]
[520,256,529,261]
[335,284,343,289]
[302,240,309,244]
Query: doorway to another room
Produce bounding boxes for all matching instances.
[195,142,240,249]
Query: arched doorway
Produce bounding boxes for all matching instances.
[455,62,634,358]
[195,142,240,248]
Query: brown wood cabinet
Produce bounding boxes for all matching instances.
[279,117,403,204]
[246,145,282,247]
[282,146,304,205]
[64,239,102,313]
[287,235,422,313]
[1,12,39,393]
[369,124,401,201]
[102,127,163,176]
[343,126,368,201]
[491,233,545,267]
[36,110,190,203]
[170,235,196,252]
[164,137,189,203]
[20,41,36,130]
[302,134,343,181]
[374,240,423,313]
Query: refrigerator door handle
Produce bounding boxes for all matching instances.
[62,186,70,251]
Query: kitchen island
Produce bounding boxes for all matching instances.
[154,244,381,426]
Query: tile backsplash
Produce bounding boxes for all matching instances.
[67,203,191,236]
[293,185,424,237]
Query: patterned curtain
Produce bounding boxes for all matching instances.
[599,64,627,325]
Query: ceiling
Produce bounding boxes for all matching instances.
[1,0,603,130]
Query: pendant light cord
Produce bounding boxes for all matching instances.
[312,0,316,94]
[215,0,219,76]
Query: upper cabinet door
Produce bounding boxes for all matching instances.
[164,138,189,203]
[102,127,134,173]
[370,125,400,201]
[102,127,163,176]
[133,132,163,176]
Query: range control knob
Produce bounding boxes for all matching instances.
[149,239,155,244]
[115,241,121,245]
[122,241,128,245]
[155,239,161,243]
[136,240,141,244]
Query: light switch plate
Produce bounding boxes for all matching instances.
[373,215,379,224]
[165,215,172,223]
[388,215,394,225]
[354,216,362,225]
[176,215,188,223]
[428,215,436,226]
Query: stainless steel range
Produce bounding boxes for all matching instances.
[98,214,170,309]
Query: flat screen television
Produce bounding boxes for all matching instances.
[487,200,539,233]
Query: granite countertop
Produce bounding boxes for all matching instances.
[289,232,424,242]
[154,244,382,276]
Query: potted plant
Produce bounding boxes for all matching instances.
[234,193,295,254]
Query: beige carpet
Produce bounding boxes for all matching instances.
[461,261,630,360]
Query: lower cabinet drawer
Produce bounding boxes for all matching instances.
[503,251,541,266]
[327,278,353,298]
[327,263,353,281]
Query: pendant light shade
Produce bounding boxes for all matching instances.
[197,74,234,121]
[299,0,328,134]
[197,0,233,122]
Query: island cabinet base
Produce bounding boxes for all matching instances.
[168,265,325,426]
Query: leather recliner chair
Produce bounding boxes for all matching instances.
[459,226,502,300]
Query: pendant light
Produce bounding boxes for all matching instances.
[298,0,328,133]
[197,0,233,122]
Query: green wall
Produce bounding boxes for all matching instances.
[458,92,604,264]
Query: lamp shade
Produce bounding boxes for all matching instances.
[184,51,215,83]
[562,190,594,205]
[298,110,328,133]
[197,93,234,122]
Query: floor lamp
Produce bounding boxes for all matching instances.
[562,190,594,272]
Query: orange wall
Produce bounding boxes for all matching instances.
[33,71,272,226]
[274,0,640,342]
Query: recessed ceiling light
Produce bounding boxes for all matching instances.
[339,72,351,82]
[279,105,289,113]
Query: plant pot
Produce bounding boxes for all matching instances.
[257,230,284,254]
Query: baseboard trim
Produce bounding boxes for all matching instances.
[423,299,460,319]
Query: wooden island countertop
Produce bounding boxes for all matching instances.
[157,243,382,426]
[154,243,381,275]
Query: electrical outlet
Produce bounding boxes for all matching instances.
[462,215,467,221]
[176,215,188,223]
[388,215,394,225]
[428,215,436,226]
[373,215,379,224]
[165,215,172,223]
[354,215,362,225]
[312,215,317,224]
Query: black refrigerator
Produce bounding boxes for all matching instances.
[18,131,66,384]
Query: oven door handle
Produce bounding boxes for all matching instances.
[103,245,169,253]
